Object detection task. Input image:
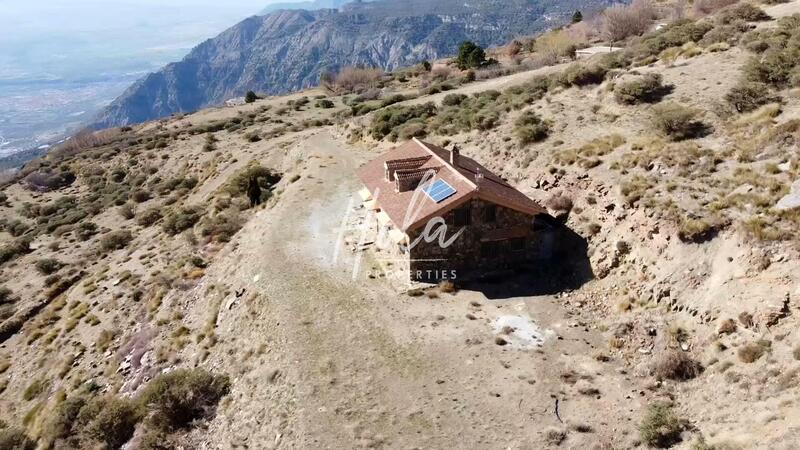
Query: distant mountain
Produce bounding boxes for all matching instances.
[92,0,616,129]
[260,0,372,14]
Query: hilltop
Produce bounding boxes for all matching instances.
[2,1,800,448]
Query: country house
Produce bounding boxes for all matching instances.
[356,138,545,281]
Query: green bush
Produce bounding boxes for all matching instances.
[136,208,163,227]
[137,368,230,431]
[77,396,141,449]
[370,103,437,140]
[315,99,334,108]
[717,3,770,24]
[100,230,133,251]
[244,91,258,103]
[162,207,202,235]
[200,211,243,243]
[76,222,98,241]
[724,81,777,113]
[131,189,151,203]
[614,73,671,104]
[633,19,714,60]
[651,102,706,140]
[0,287,12,304]
[553,63,608,87]
[441,93,468,106]
[35,258,63,275]
[514,111,551,145]
[744,50,795,85]
[0,237,32,266]
[639,402,687,448]
[226,164,281,197]
[456,41,486,69]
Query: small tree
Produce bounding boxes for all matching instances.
[456,41,486,70]
[244,91,258,103]
[572,10,583,23]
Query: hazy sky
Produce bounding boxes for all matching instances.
[0,0,281,80]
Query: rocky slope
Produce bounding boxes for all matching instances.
[90,0,615,129]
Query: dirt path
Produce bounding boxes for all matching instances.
[194,129,645,449]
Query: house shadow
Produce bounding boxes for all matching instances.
[461,215,594,300]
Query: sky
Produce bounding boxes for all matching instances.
[0,0,279,80]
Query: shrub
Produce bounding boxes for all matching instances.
[724,81,777,113]
[327,67,383,94]
[614,74,671,104]
[23,169,76,192]
[315,99,334,108]
[136,208,162,227]
[244,91,258,103]
[200,211,243,242]
[76,222,98,241]
[35,258,62,275]
[131,189,151,203]
[100,230,133,251]
[545,194,573,212]
[0,237,32,265]
[633,19,714,60]
[0,287,12,304]
[78,396,141,449]
[738,341,768,363]
[554,63,608,87]
[678,218,717,242]
[717,3,770,24]
[651,102,706,140]
[456,41,486,69]
[370,103,438,141]
[744,51,795,85]
[692,0,738,16]
[23,378,49,401]
[602,0,656,42]
[226,164,281,197]
[0,428,35,450]
[162,207,202,235]
[653,350,703,381]
[514,111,551,144]
[534,29,578,63]
[442,93,468,106]
[119,203,135,220]
[137,368,230,431]
[639,402,687,448]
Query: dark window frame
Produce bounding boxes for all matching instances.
[484,204,497,223]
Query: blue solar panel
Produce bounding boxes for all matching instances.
[423,179,456,203]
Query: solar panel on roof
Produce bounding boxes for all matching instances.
[422,179,456,203]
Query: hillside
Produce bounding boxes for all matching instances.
[90,0,616,129]
[2,1,800,449]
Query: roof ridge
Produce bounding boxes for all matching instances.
[413,138,478,190]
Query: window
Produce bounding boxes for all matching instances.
[480,241,499,258]
[484,204,497,223]
[452,206,471,227]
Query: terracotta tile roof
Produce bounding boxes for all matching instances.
[356,138,545,232]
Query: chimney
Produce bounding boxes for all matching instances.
[449,145,460,167]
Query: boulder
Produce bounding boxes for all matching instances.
[776,180,800,211]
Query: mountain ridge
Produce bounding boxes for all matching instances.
[90,0,616,129]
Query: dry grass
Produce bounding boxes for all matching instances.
[653,350,703,381]
[737,341,769,363]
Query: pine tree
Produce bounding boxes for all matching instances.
[572,10,583,23]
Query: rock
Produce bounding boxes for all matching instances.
[495,336,508,346]
[776,180,800,211]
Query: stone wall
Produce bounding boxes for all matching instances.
[406,198,535,281]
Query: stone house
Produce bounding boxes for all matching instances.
[356,138,545,281]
